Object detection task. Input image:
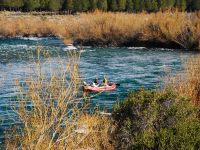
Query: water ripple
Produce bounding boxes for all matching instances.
[0,37,199,140]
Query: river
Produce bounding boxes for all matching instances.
[0,37,199,144]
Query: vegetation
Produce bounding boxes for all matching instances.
[5,47,200,149]
[5,49,113,149]
[112,89,200,150]
[0,11,200,50]
[111,55,200,150]
[0,0,200,12]
[165,55,200,106]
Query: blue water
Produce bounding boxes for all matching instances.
[0,37,199,144]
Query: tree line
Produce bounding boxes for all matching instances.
[0,0,199,12]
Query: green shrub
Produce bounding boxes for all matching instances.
[112,88,200,150]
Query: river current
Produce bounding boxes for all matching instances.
[0,37,199,144]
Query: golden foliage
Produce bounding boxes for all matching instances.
[5,48,113,150]
[0,11,200,49]
[165,55,200,106]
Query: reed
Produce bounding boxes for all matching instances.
[165,55,200,106]
[5,48,113,149]
[0,11,199,50]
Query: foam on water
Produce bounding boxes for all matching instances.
[127,46,147,50]
[18,37,44,41]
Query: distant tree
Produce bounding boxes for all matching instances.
[97,0,108,11]
[134,0,140,12]
[139,0,145,11]
[109,0,118,11]
[160,0,168,10]
[40,0,49,10]
[126,0,134,12]
[191,0,200,10]
[2,0,24,10]
[63,0,74,12]
[80,0,90,11]
[145,0,152,11]
[166,0,175,9]
[0,0,3,10]
[73,0,82,11]
[186,0,193,11]
[48,0,62,11]
[24,0,40,11]
[175,0,187,11]
[151,0,158,11]
[118,0,126,11]
[90,0,98,11]
[1,0,200,13]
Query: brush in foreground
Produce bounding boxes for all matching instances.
[5,48,113,150]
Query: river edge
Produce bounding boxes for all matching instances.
[0,36,188,50]
[1,11,200,51]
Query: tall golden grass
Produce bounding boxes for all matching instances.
[165,55,200,106]
[5,48,113,149]
[0,11,200,49]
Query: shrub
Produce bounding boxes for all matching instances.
[5,49,113,149]
[165,55,200,106]
[112,88,200,150]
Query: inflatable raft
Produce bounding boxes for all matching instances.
[83,83,116,92]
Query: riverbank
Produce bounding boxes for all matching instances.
[0,11,200,50]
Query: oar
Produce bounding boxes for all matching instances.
[109,82,120,86]
[116,83,120,86]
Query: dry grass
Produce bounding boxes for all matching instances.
[165,55,200,106]
[5,48,113,150]
[0,11,200,49]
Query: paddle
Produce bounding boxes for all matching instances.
[116,83,120,86]
[109,82,120,86]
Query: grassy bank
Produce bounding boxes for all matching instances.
[0,11,200,50]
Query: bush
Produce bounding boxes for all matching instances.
[112,88,200,150]
[165,55,200,106]
[5,49,113,149]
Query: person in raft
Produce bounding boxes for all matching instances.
[92,78,99,87]
[102,76,108,86]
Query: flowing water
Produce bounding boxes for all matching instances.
[0,37,199,144]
